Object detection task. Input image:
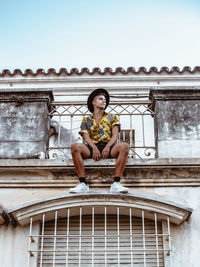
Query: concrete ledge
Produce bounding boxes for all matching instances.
[1,158,200,167]
[0,158,200,188]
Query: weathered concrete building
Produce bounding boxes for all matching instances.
[0,66,200,266]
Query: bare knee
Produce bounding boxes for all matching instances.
[70,143,81,154]
[120,143,130,154]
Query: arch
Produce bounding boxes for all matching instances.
[8,192,192,226]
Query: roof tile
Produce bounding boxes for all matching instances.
[0,66,200,77]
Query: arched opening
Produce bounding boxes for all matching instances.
[8,193,192,267]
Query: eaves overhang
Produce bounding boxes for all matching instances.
[8,192,192,226]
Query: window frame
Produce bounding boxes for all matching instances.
[8,192,192,267]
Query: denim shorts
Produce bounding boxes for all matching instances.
[85,141,115,158]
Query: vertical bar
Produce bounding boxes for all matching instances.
[129,208,133,267]
[161,221,168,267]
[92,207,95,267]
[53,211,58,267]
[130,114,133,147]
[130,114,133,157]
[118,114,120,143]
[40,214,45,267]
[58,115,61,147]
[117,207,120,267]
[66,209,70,267]
[167,217,172,267]
[142,210,146,267]
[142,115,146,147]
[105,206,107,267]
[28,218,33,267]
[123,131,126,142]
[79,207,82,267]
[154,213,159,267]
[70,115,73,147]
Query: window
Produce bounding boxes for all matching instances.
[30,207,170,267]
[9,193,191,267]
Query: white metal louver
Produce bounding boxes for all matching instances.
[36,207,166,267]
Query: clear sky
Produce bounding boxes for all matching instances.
[0,0,200,71]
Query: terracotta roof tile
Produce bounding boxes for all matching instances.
[0,66,200,77]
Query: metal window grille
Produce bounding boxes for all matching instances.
[48,99,155,159]
[28,206,172,267]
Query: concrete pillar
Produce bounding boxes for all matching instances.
[149,87,200,158]
[0,89,53,159]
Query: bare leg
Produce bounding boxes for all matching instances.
[70,143,91,177]
[110,143,130,177]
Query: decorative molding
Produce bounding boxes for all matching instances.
[150,86,200,103]
[8,192,192,226]
[0,208,4,225]
[1,159,200,187]
[0,206,13,225]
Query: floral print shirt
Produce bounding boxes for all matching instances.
[79,112,120,144]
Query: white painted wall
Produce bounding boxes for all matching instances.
[0,186,199,267]
[0,71,200,266]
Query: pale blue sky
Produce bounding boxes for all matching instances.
[0,0,200,71]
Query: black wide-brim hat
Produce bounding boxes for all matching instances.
[87,88,110,113]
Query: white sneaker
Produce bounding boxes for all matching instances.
[69,182,90,193]
[110,182,128,194]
